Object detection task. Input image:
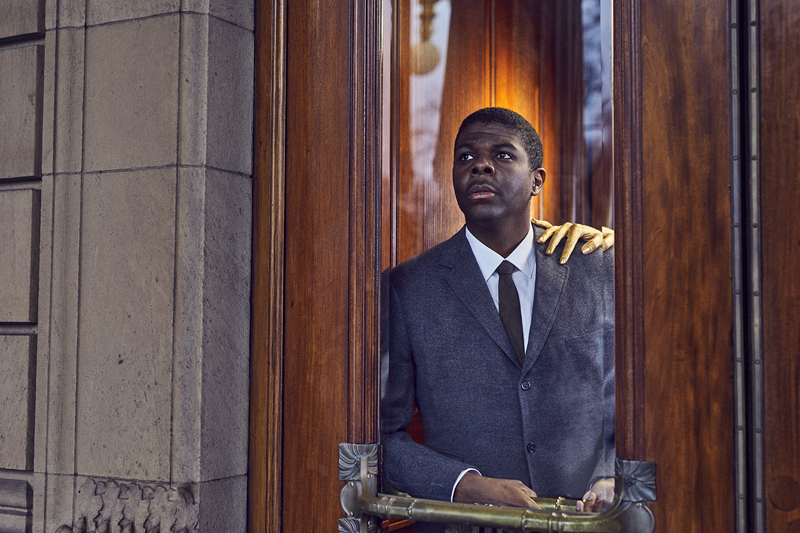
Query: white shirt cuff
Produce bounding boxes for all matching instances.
[451,468,482,502]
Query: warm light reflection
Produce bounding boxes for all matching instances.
[384,0,613,266]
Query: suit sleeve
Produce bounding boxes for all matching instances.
[380,276,479,502]
[589,247,616,486]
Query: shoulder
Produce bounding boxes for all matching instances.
[535,237,614,274]
[533,239,614,303]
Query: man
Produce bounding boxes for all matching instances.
[380,108,615,529]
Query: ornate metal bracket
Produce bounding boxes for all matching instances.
[339,443,380,533]
[339,443,657,533]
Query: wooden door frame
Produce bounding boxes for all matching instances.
[249,0,382,531]
[247,0,644,530]
[612,0,644,462]
[249,0,740,531]
[249,0,286,532]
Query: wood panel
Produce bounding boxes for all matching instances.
[249,0,285,531]
[424,0,488,254]
[537,1,585,226]
[616,0,737,531]
[759,1,800,531]
[281,0,381,531]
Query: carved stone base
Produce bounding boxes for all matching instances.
[53,478,198,533]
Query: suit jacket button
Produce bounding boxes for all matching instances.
[527,442,536,453]
[520,380,531,391]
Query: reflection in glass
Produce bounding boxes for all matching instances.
[380,0,615,528]
[383,0,613,268]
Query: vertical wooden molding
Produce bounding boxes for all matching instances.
[347,0,383,447]
[613,0,644,460]
[249,0,286,532]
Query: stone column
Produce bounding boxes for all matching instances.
[0,0,254,532]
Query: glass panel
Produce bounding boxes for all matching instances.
[381,0,615,526]
[383,0,613,269]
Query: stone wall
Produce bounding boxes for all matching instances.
[0,0,254,531]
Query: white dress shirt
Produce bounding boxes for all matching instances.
[465,225,537,351]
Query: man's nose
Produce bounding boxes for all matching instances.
[470,158,494,175]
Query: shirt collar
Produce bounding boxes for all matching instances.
[465,224,536,282]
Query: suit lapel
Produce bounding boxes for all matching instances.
[523,226,568,374]
[440,228,519,366]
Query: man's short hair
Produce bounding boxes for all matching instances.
[455,107,543,171]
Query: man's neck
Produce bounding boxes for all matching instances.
[465,219,531,258]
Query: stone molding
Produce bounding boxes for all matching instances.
[0,478,32,533]
[54,478,198,533]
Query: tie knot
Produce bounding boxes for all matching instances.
[497,260,515,276]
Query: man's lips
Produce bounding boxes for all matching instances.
[466,183,497,199]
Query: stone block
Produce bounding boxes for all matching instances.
[0,45,44,180]
[46,0,85,30]
[170,167,206,482]
[0,478,31,511]
[206,17,253,175]
[170,169,251,483]
[179,15,253,174]
[86,0,179,26]
[179,14,209,168]
[197,475,247,533]
[0,509,29,533]
[0,189,41,323]
[41,30,56,174]
[42,28,85,175]
[84,15,179,172]
[0,0,44,40]
[42,473,75,533]
[0,335,36,471]
[199,170,251,481]
[182,0,254,31]
[0,476,34,533]
[32,178,54,474]
[42,175,81,475]
[75,169,177,480]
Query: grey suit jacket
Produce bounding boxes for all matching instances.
[381,224,615,509]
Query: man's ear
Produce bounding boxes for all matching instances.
[531,168,546,196]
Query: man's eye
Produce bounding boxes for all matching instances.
[459,153,474,161]
[497,152,512,159]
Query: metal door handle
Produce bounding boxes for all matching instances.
[338,444,656,533]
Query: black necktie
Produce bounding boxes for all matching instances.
[497,260,525,366]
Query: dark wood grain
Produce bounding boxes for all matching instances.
[614,0,645,463]
[249,1,285,532]
[759,1,800,531]
[393,0,425,264]
[283,0,349,524]
[616,0,738,531]
[282,0,382,530]
[429,0,489,250]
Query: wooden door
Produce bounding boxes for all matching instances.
[617,0,800,531]
[758,1,800,531]
[249,1,800,532]
[615,0,738,530]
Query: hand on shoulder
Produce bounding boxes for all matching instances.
[532,219,614,264]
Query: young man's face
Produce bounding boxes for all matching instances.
[452,121,545,230]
